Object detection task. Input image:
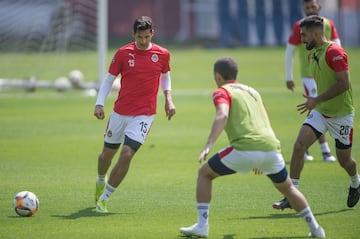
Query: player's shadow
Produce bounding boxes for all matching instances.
[234,208,350,221]
[51,207,132,220]
[175,234,236,239]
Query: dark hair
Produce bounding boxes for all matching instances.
[133,16,153,33]
[299,15,324,30]
[214,57,238,81]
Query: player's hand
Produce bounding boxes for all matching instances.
[252,168,263,175]
[94,105,105,120]
[297,94,317,114]
[286,80,295,92]
[198,144,212,163]
[165,101,176,120]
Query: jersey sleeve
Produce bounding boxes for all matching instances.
[161,48,171,73]
[325,44,348,72]
[212,88,231,106]
[108,48,123,76]
[328,19,340,40]
[288,21,302,45]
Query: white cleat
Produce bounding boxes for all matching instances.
[304,153,314,161]
[179,223,209,238]
[308,226,326,238]
[323,153,336,162]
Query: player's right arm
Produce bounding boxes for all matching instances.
[285,43,296,91]
[94,73,116,120]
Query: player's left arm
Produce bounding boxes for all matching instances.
[299,46,349,113]
[160,71,176,120]
[329,20,341,46]
[316,46,350,103]
[313,47,350,107]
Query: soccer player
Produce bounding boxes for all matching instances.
[93,16,176,212]
[285,0,339,162]
[179,57,325,238]
[274,15,360,211]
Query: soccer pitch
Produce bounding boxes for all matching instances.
[0,47,359,238]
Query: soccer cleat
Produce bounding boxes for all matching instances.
[322,152,336,162]
[96,199,108,213]
[94,177,107,204]
[308,226,326,238]
[272,197,292,210]
[304,152,314,161]
[347,185,360,208]
[179,223,209,238]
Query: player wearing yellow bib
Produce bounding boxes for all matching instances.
[180,57,325,238]
[274,15,360,211]
[285,0,340,162]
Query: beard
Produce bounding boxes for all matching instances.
[305,40,316,50]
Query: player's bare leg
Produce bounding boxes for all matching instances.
[274,178,325,238]
[336,147,360,207]
[290,125,318,179]
[108,145,136,187]
[273,125,317,210]
[95,147,118,204]
[180,163,219,237]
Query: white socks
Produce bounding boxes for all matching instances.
[291,178,299,189]
[350,173,360,188]
[320,142,331,154]
[197,203,209,227]
[100,184,116,201]
[299,207,320,232]
[97,174,107,186]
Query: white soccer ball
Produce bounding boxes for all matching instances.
[13,191,39,217]
[68,70,84,88]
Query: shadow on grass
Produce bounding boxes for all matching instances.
[51,207,133,220]
[174,233,237,239]
[233,208,351,221]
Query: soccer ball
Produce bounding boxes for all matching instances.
[68,70,84,88]
[13,191,39,217]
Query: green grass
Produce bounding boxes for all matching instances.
[0,47,360,239]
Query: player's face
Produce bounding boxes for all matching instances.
[300,27,316,50]
[303,0,321,16]
[134,29,153,50]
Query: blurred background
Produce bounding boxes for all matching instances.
[0,0,359,86]
[0,0,359,50]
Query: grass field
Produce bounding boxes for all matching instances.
[0,47,359,239]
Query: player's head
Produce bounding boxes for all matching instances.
[303,0,321,16]
[133,16,154,50]
[214,57,238,86]
[300,15,324,50]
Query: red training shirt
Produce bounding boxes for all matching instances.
[109,42,170,116]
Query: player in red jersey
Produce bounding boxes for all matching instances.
[285,0,340,163]
[93,16,176,212]
[274,15,359,211]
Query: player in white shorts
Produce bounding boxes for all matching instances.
[180,57,325,238]
[104,112,155,148]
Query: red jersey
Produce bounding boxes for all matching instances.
[109,42,170,116]
[288,17,339,45]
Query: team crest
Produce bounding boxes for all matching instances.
[107,130,113,137]
[151,54,159,62]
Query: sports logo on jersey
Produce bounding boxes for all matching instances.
[332,54,344,62]
[151,54,159,63]
[107,130,112,137]
[128,53,136,67]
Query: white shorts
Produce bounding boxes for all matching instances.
[104,111,155,145]
[302,77,317,97]
[208,146,285,175]
[304,109,354,146]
